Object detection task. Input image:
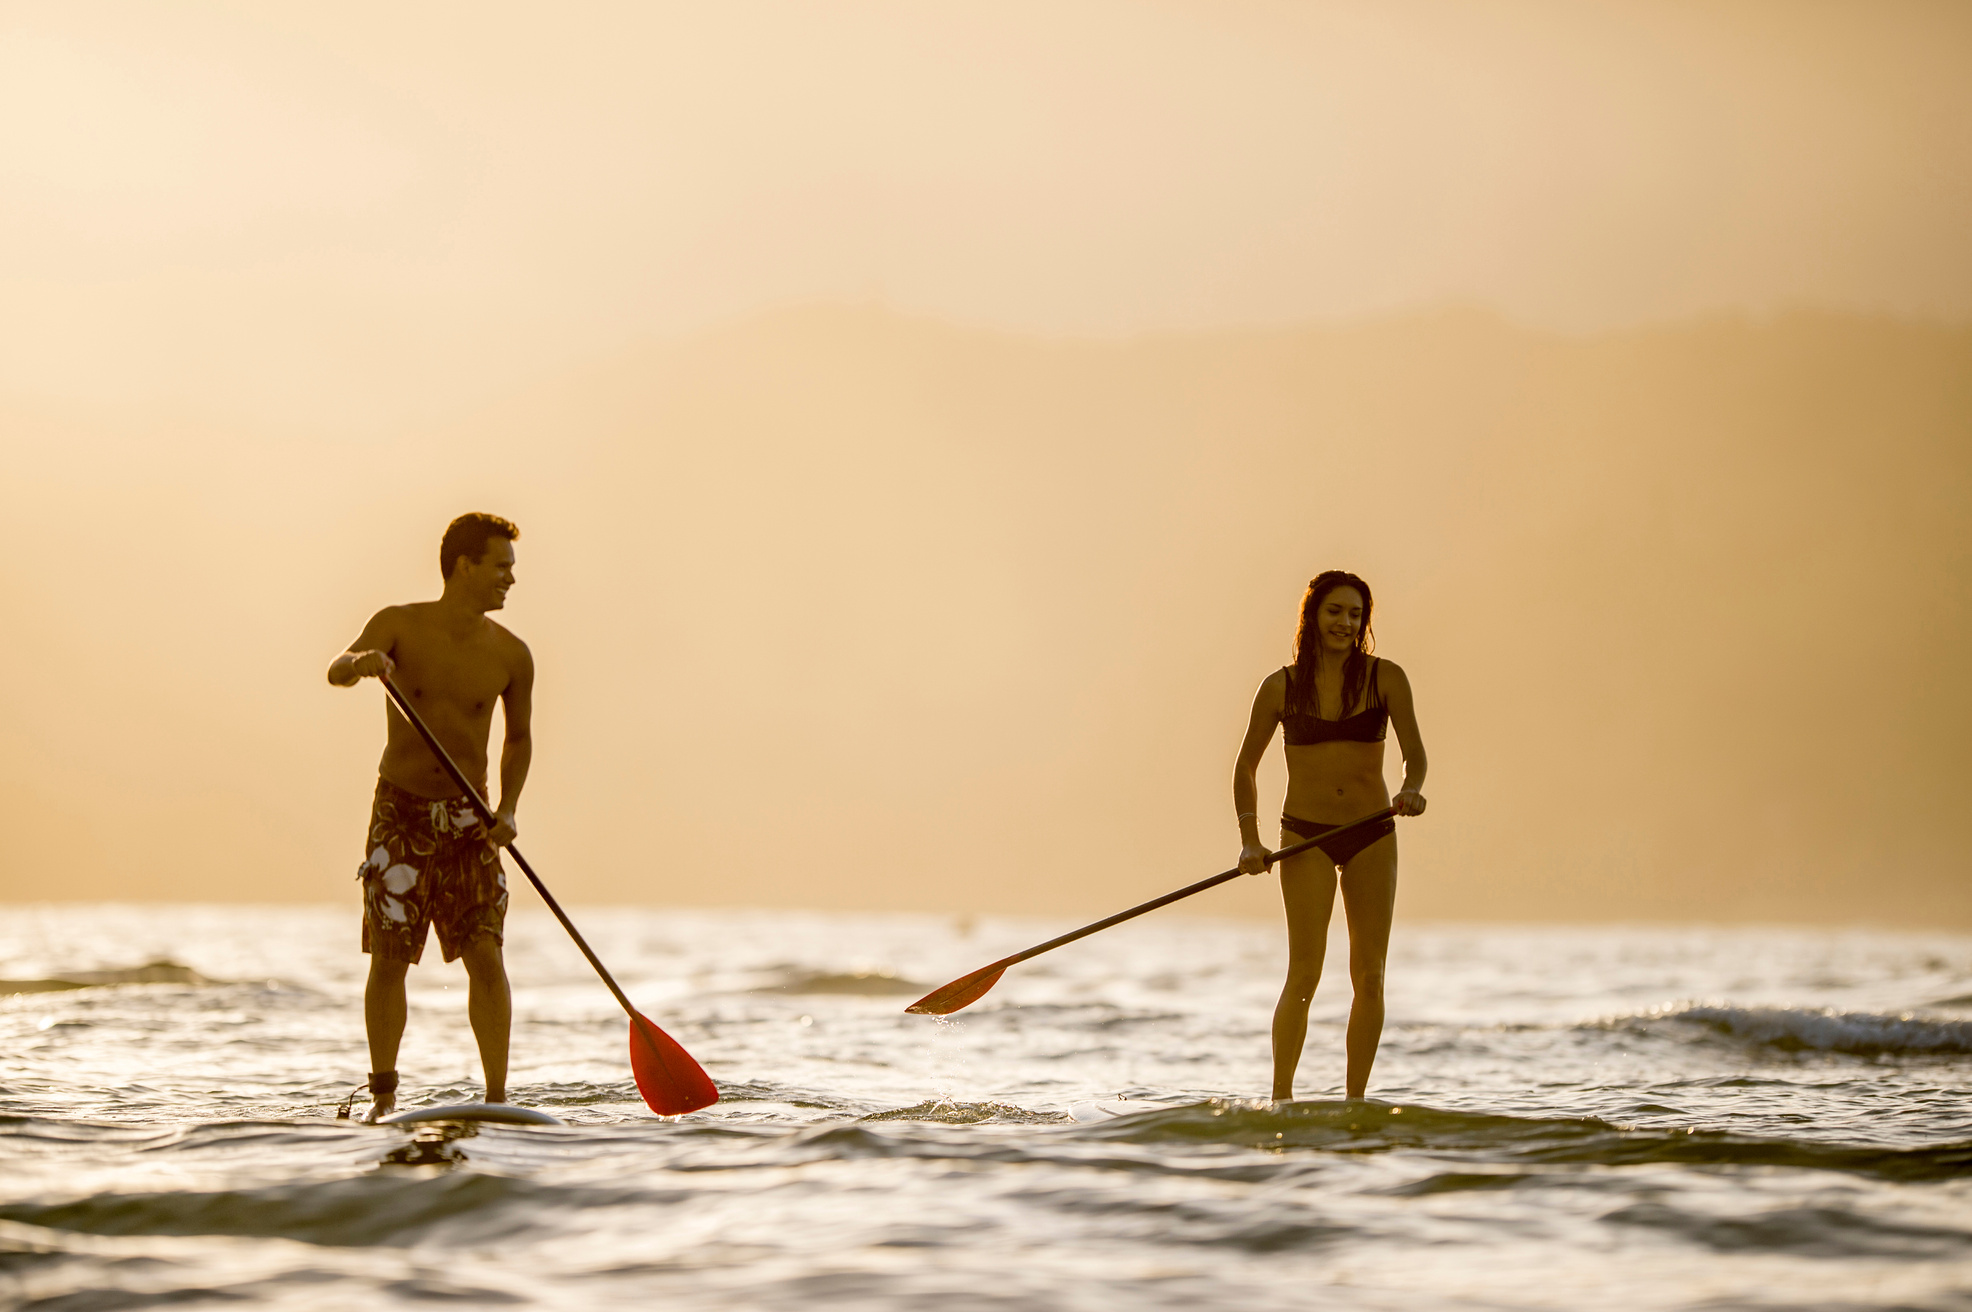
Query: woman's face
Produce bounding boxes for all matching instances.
[1314,586,1365,653]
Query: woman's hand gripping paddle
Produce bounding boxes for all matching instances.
[905,807,1400,1016]
[380,676,719,1115]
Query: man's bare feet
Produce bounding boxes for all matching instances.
[358,1070,400,1123]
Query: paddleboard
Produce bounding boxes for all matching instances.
[378,1102,564,1127]
[1067,1099,1167,1123]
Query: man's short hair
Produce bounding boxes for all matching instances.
[439,513,520,580]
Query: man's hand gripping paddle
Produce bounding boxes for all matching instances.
[379,676,718,1115]
[906,807,1401,1016]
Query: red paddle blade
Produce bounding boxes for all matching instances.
[629,1012,719,1115]
[905,964,1007,1016]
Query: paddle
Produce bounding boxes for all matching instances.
[378,675,719,1116]
[905,806,1401,1016]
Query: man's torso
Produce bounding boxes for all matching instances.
[378,602,523,798]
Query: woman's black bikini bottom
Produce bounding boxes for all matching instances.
[1279,812,1397,868]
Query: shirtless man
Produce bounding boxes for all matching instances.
[327,513,534,1121]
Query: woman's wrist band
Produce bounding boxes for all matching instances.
[1236,811,1256,822]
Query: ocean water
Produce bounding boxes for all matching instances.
[2,903,1970,1311]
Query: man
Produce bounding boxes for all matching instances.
[327,513,533,1121]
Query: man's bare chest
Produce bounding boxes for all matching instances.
[392,632,512,712]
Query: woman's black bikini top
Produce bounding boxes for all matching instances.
[1279,659,1387,745]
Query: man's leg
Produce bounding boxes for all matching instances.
[364,953,411,1121]
[460,934,511,1104]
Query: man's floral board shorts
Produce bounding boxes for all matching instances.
[358,777,508,964]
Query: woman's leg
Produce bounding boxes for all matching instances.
[1338,833,1399,1099]
[1271,849,1340,1101]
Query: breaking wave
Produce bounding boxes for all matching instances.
[1068,1099,1972,1181]
[1605,1005,1972,1056]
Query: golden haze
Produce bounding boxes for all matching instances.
[1,1,1969,922]
[4,1,1971,435]
[2,306,1967,924]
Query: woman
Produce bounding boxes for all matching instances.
[1232,571,1427,1101]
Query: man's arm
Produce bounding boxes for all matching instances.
[488,642,535,846]
[327,608,401,686]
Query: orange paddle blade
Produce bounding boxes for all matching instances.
[629,1012,719,1115]
[905,964,1007,1016]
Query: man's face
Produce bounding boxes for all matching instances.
[456,538,517,612]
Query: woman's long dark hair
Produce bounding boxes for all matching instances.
[1290,571,1375,718]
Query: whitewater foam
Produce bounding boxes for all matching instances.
[1612,1004,1972,1056]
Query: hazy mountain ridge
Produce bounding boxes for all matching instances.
[2,305,1966,922]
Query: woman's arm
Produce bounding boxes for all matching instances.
[1233,670,1286,872]
[1380,660,1428,816]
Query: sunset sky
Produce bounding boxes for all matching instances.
[2,1,1967,921]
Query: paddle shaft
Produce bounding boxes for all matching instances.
[980,806,1401,973]
[379,676,639,1019]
